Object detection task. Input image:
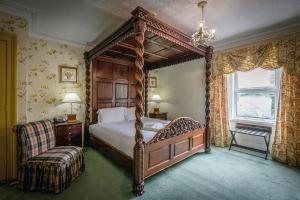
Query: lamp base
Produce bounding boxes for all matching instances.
[154,108,160,114]
[67,114,77,122]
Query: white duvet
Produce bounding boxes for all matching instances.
[89,117,170,158]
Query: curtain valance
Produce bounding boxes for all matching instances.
[212,33,300,78]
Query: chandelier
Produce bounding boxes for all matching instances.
[191,0,216,46]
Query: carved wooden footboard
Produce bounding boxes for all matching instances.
[144,117,206,178]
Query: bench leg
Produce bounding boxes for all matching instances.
[264,135,271,160]
[229,131,237,150]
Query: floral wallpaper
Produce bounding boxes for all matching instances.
[0,11,85,123]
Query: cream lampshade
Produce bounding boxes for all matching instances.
[152,94,162,102]
[151,94,162,113]
[63,93,81,121]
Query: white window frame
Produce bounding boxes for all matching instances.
[228,68,281,125]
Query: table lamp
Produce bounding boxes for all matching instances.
[152,94,162,113]
[63,93,81,122]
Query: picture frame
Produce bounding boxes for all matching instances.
[59,65,78,83]
[149,77,157,88]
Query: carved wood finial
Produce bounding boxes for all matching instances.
[84,52,91,145]
[133,19,146,196]
[204,46,213,153]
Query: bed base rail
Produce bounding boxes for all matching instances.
[91,135,133,173]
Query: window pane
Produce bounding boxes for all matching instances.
[237,92,275,119]
[237,68,276,89]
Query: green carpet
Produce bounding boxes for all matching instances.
[1,147,299,200]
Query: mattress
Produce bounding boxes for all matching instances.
[89,117,170,158]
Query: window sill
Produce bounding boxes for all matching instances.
[230,118,276,127]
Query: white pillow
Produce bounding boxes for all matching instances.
[125,107,136,121]
[97,107,126,124]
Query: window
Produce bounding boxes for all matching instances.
[230,68,281,122]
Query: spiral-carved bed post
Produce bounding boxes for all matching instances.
[133,19,146,196]
[84,52,91,146]
[144,69,149,117]
[204,46,213,153]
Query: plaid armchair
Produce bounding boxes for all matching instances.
[16,120,85,193]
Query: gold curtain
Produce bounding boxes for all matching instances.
[210,74,230,147]
[211,33,300,166]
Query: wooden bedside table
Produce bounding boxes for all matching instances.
[54,121,83,147]
[149,112,167,120]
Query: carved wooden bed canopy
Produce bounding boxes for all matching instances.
[84,6,213,196]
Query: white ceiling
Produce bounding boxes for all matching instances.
[1,0,300,49]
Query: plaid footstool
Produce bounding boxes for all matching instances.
[16,120,85,193]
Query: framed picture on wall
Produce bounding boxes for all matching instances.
[59,65,78,83]
[149,77,157,88]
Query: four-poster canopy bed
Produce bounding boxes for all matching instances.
[84,6,213,196]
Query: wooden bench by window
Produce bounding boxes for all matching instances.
[229,123,272,159]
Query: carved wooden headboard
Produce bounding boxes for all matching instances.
[91,57,137,123]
